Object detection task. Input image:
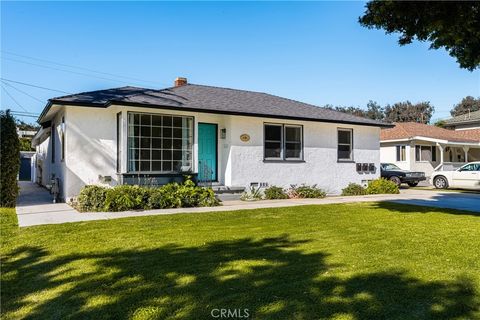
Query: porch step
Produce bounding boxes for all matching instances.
[216,193,243,202]
[211,185,245,194]
[196,184,244,202]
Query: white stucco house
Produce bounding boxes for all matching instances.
[32,77,390,201]
[380,122,480,177]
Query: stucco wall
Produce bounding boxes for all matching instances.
[58,105,381,198]
[63,106,232,199]
[64,106,120,199]
[35,109,67,199]
[380,142,411,170]
[227,116,380,194]
[35,137,51,186]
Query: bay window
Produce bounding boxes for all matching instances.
[264,123,303,160]
[127,112,193,173]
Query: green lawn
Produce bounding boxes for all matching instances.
[1,203,479,320]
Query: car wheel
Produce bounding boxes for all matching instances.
[389,176,401,186]
[407,182,419,187]
[433,176,449,189]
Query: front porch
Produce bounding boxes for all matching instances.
[435,144,480,171]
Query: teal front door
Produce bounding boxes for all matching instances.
[198,123,217,181]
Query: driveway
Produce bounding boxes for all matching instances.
[391,188,480,213]
[15,182,479,227]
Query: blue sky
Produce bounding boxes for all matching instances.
[1,1,479,123]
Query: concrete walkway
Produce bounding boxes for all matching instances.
[15,181,479,227]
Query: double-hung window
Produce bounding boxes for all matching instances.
[337,128,353,161]
[264,123,303,161]
[396,145,406,161]
[127,112,193,173]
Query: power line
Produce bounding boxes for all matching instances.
[2,50,163,86]
[2,55,170,88]
[1,80,45,103]
[0,78,71,94]
[10,111,39,119]
[3,56,140,85]
[1,85,29,112]
[10,110,39,116]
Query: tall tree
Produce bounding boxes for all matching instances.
[0,110,21,207]
[325,101,385,121]
[365,100,384,121]
[384,101,435,124]
[359,1,480,71]
[450,96,480,116]
[334,106,367,118]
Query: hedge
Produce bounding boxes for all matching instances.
[0,110,20,207]
[76,178,220,212]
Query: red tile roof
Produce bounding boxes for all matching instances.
[380,122,479,143]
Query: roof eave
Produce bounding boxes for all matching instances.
[381,136,479,145]
[109,100,394,128]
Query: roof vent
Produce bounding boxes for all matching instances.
[174,77,187,87]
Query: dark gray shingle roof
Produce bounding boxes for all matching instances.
[46,84,391,127]
[444,110,480,125]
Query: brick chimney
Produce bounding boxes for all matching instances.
[174,77,187,87]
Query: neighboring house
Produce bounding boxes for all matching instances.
[380,122,480,177]
[17,129,37,138]
[443,110,480,131]
[32,77,390,201]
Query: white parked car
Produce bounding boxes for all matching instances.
[430,161,480,190]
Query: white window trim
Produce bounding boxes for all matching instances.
[337,128,353,161]
[264,123,303,161]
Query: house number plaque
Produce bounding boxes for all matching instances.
[240,134,250,142]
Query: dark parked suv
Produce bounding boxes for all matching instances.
[380,163,426,187]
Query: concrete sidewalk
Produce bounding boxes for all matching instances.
[15,181,479,227]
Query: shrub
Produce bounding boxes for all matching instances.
[341,183,367,196]
[0,110,20,207]
[366,178,400,195]
[77,179,220,212]
[148,179,220,209]
[264,186,288,200]
[104,185,151,212]
[77,185,108,211]
[288,184,326,199]
[240,186,263,201]
[148,184,182,209]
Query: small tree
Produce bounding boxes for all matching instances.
[19,138,34,151]
[1,110,21,207]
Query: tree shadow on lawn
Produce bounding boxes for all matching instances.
[2,236,478,319]
[374,201,480,217]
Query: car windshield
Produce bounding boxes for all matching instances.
[382,163,401,171]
